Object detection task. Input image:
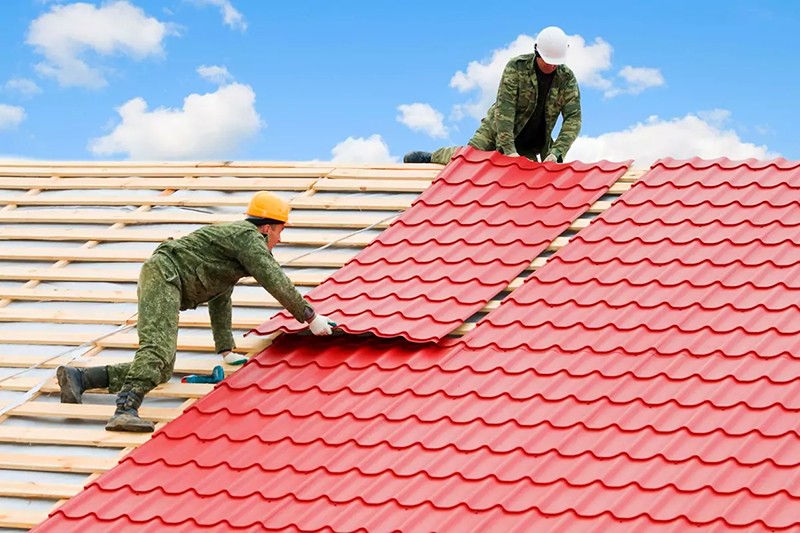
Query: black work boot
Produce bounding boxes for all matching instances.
[403,151,432,163]
[105,391,155,433]
[56,365,109,404]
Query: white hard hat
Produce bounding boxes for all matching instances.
[536,26,569,65]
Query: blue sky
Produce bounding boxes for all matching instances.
[0,0,797,163]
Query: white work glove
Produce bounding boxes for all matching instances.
[222,351,247,365]
[308,313,335,336]
[544,153,558,163]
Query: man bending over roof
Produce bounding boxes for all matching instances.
[404,26,581,165]
[56,192,335,432]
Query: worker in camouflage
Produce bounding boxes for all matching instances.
[56,192,336,432]
[404,26,581,165]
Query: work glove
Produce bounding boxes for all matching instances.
[507,151,521,157]
[544,153,558,163]
[221,351,247,365]
[308,313,336,336]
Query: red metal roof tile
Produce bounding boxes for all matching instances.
[37,331,800,531]
[250,148,628,342]
[464,157,800,354]
[38,485,716,532]
[35,157,800,532]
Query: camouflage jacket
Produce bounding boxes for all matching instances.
[488,53,582,161]
[151,220,312,352]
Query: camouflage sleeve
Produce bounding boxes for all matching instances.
[234,231,313,323]
[493,60,520,155]
[550,73,582,161]
[208,287,235,353]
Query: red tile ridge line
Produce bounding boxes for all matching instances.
[256,322,451,343]
[589,216,800,229]
[618,195,800,209]
[386,218,575,229]
[561,239,800,267]
[338,254,539,267]
[40,508,726,532]
[135,433,800,468]
[568,240,800,258]
[540,256,800,285]
[211,379,800,411]
[456,150,633,172]
[45,506,343,532]
[625,180,800,193]
[415,196,602,209]
[248,355,800,385]
[517,289,800,313]
[433,179,621,192]
[310,279,513,299]
[181,405,800,438]
[301,292,489,307]
[463,335,800,360]
[654,157,800,171]
[54,484,800,528]
[506,299,800,333]
[301,297,491,311]
[103,456,800,498]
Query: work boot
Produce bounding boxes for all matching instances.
[56,365,109,404]
[403,151,432,163]
[105,391,154,433]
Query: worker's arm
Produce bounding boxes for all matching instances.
[493,60,520,155]
[234,231,313,322]
[207,287,235,353]
[549,73,582,162]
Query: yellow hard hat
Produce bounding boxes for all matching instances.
[246,192,290,223]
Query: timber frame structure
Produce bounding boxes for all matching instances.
[0,160,640,530]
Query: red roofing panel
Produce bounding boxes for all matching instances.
[464,157,800,353]
[39,333,800,531]
[36,158,800,532]
[251,148,628,342]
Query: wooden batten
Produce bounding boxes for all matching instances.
[0,453,118,474]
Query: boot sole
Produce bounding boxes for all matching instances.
[105,415,155,433]
[105,422,155,433]
[56,366,82,404]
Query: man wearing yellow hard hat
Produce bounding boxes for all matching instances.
[55,192,334,432]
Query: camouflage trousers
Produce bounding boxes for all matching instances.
[107,255,181,396]
[430,119,546,164]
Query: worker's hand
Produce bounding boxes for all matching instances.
[221,351,247,365]
[544,153,558,163]
[507,151,521,157]
[308,313,336,336]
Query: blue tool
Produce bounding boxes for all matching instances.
[182,365,225,384]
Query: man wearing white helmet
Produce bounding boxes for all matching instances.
[404,26,581,165]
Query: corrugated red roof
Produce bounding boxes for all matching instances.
[35,157,800,531]
[252,148,629,342]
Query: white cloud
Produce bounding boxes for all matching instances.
[189,0,246,32]
[568,110,777,165]
[4,78,42,97]
[449,34,535,121]
[397,103,448,138]
[604,66,665,98]
[0,104,26,129]
[450,31,662,120]
[197,65,233,84]
[565,35,614,91]
[330,134,397,164]
[89,83,262,160]
[26,1,174,88]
